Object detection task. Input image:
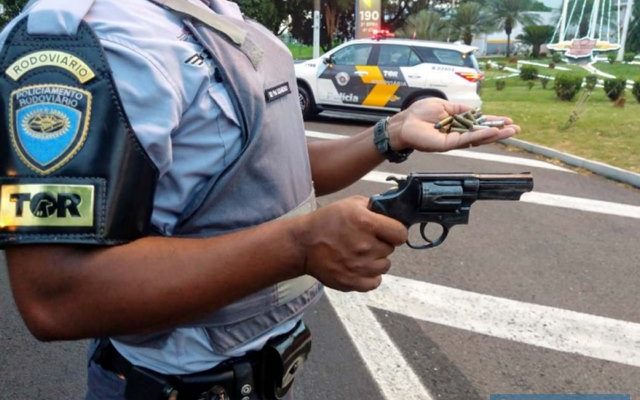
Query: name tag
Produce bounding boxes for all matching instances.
[264,82,291,103]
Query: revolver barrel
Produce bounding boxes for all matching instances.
[475,173,534,200]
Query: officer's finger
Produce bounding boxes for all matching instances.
[367,211,408,246]
[356,257,392,278]
[471,126,519,146]
[352,275,384,293]
[444,127,499,149]
[441,101,471,118]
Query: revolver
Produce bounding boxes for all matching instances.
[368,172,534,249]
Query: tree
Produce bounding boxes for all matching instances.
[491,0,540,57]
[383,0,432,31]
[517,24,554,57]
[0,0,28,26]
[321,0,351,50]
[627,0,640,53]
[236,0,284,35]
[395,10,448,41]
[450,2,495,45]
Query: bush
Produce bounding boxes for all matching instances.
[496,79,506,91]
[603,78,626,101]
[551,52,562,63]
[623,52,637,63]
[633,79,640,103]
[607,53,617,64]
[554,74,583,101]
[548,62,556,69]
[527,81,535,90]
[584,74,598,91]
[520,65,538,81]
[540,77,550,89]
[497,62,506,70]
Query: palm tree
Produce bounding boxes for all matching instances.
[396,9,448,41]
[450,2,495,45]
[491,0,541,57]
[517,25,554,57]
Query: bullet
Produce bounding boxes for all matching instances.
[434,115,453,129]
[453,114,474,129]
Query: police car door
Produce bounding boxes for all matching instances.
[317,43,373,107]
[375,44,424,110]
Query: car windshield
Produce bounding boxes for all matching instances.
[414,47,478,69]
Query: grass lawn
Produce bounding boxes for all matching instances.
[288,43,317,60]
[480,76,640,173]
[592,62,640,81]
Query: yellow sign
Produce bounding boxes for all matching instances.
[0,184,94,227]
[6,51,96,83]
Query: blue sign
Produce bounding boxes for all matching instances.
[491,395,630,400]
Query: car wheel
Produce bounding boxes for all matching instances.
[298,85,318,119]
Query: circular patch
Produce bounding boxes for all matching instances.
[336,72,350,86]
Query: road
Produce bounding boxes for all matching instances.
[1,112,639,399]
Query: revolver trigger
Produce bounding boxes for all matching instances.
[406,222,450,250]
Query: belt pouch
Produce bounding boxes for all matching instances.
[260,322,312,400]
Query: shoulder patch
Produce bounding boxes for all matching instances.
[6,50,96,83]
[9,84,92,175]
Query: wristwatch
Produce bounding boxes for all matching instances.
[373,117,413,163]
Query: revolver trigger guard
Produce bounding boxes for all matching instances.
[406,222,450,250]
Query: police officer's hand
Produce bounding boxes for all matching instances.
[388,98,520,152]
[299,196,407,292]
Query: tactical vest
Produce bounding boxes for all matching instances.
[2,0,323,358]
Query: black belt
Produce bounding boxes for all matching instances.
[92,321,312,400]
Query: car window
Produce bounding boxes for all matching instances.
[331,44,373,66]
[378,44,419,67]
[414,47,477,68]
[407,51,422,66]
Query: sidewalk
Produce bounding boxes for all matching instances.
[501,138,640,189]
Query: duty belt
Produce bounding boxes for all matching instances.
[92,321,311,400]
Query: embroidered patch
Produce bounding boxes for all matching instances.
[0,183,95,228]
[264,82,291,103]
[5,51,96,83]
[9,84,92,175]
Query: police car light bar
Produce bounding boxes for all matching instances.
[455,71,484,83]
[371,29,395,40]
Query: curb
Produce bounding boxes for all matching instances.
[500,138,640,189]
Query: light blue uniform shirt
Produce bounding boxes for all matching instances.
[0,0,299,374]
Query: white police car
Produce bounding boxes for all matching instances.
[294,37,483,118]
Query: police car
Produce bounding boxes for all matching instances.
[294,36,483,118]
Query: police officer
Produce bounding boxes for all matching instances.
[0,0,519,399]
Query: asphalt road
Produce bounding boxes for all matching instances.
[1,112,639,399]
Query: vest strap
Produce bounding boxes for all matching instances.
[150,0,246,46]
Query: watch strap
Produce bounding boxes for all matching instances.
[373,117,413,163]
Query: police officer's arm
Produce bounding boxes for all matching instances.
[6,196,407,341]
[308,98,520,196]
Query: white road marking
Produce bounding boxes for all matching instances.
[364,274,640,368]
[327,273,640,399]
[306,130,573,172]
[326,289,435,400]
[442,149,573,173]
[362,172,640,220]
[521,192,640,220]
